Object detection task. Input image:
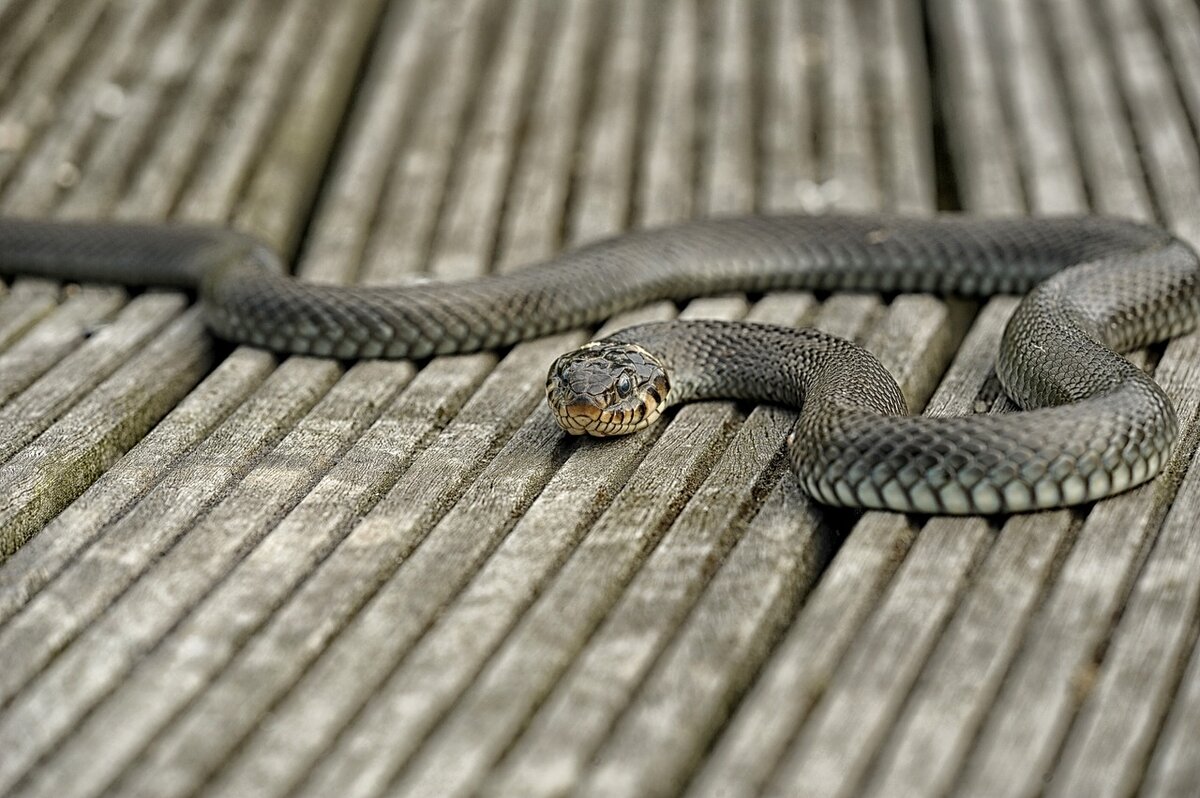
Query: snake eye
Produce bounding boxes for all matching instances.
[615,373,633,396]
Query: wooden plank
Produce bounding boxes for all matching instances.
[872,0,934,213]
[0,293,187,463]
[0,0,168,434]
[427,0,548,279]
[1153,0,1200,149]
[175,0,320,223]
[759,0,814,212]
[986,0,1085,213]
[497,0,597,269]
[1095,0,1200,243]
[926,0,1024,213]
[1041,0,1200,793]
[1139,13,1200,791]
[0,0,318,616]
[382,4,764,794]
[0,0,77,100]
[1041,0,1152,218]
[4,0,462,793]
[893,1,1200,796]
[82,2,586,795]
[0,0,333,556]
[2,0,1200,794]
[64,0,280,219]
[357,0,490,283]
[12,358,416,798]
[700,0,754,216]
[0,286,125,404]
[570,305,876,798]
[687,3,947,796]
[290,5,687,793]
[570,0,649,242]
[0,280,59,353]
[0,353,337,791]
[482,14,811,771]
[637,0,696,226]
[0,0,165,207]
[235,0,388,253]
[294,4,705,795]
[0,350,273,624]
[576,1,965,795]
[0,0,389,792]
[0,309,213,555]
[841,0,1088,793]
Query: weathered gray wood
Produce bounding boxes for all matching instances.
[1044,0,1152,218]
[0,0,377,561]
[0,280,58,353]
[701,0,754,216]
[0,354,338,791]
[393,352,743,796]
[870,0,934,214]
[235,0,388,253]
[0,298,208,552]
[0,350,274,624]
[176,0,321,224]
[498,0,596,269]
[491,301,817,798]
[0,0,387,792]
[687,2,936,795]
[14,359,416,798]
[384,4,761,794]
[1153,0,1200,156]
[1040,0,1200,793]
[1137,11,1200,793]
[752,318,1004,798]
[568,0,648,243]
[0,293,187,462]
[987,0,1085,213]
[638,0,696,226]
[831,0,1084,793]
[1048,351,1200,798]
[290,5,692,793]
[0,0,77,99]
[904,1,1200,797]
[3,0,1200,795]
[428,0,548,280]
[9,1,481,793]
[0,286,125,405]
[760,0,813,212]
[357,0,489,283]
[0,0,322,607]
[687,4,953,796]
[57,21,501,794]
[87,4,586,796]
[583,2,967,796]
[550,2,934,793]
[62,0,277,219]
[1,0,163,205]
[1096,0,1200,243]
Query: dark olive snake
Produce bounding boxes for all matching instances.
[2,214,1198,514]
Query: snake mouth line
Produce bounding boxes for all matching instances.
[550,396,665,437]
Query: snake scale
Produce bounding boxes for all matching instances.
[2,214,1198,514]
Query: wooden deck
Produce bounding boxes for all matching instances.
[2,0,1200,795]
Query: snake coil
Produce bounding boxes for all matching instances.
[2,214,1197,513]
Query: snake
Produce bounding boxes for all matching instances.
[1,214,1198,514]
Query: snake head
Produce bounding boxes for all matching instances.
[546,340,670,436]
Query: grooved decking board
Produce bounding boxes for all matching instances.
[2,1,1200,796]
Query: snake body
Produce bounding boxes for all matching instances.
[2,214,1198,513]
